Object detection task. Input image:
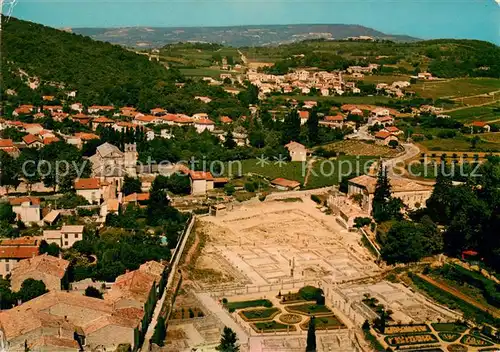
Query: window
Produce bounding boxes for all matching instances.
[64,241,69,246]
[64,233,68,239]
[5,264,9,272]
[75,233,79,239]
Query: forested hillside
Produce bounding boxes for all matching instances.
[250,39,500,78]
[0,16,182,107]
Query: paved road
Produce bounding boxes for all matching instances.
[345,124,374,141]
[142,216,195,351]
[383,143,436,186]
[195,292,249,343]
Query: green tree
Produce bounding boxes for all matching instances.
[216,326,239,352]
[0,202,15,223]
[426,164,453,224]
[306,109,319,145]
[166,173,191,195]
[282,110,301,144]
[306,316,317,352]
[151,316,166,347]
[224,131,237,149]
[84,286,103,299]
[372,166,403,223]
[122,175,142,196]
[17,279,48,302]
[39,240,61,257]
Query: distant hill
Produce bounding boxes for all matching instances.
[0,16,183,107]
[72,24,419,48]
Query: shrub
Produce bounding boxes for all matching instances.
[244,182,256,192]
[310,194,321,204]
[299,286,323,301]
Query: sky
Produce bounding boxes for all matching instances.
[4,0,500,44]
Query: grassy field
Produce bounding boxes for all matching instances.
[321,140,400,158]
[270,95,391,104]
[447,103,500,123]
[240,308,280,320]
[225,299,273,310]
[348,74,411,84]
[411,78,500,100]
[223,156,374,189]
[419,136,500,152]
[179,67,225,78]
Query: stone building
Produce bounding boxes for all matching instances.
[10,253,70,291]
[347,174,433,213]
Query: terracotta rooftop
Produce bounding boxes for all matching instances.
[195,118,215,125]
[0,139,14,148]
[375,131,392,139]
[324,115,344,122]
[43,137,60,145]
[11,253,70,279]
[0,236,39,246]
[9,196,41,206]
[349,174,433,194]
[0,246,39,259]
[385,126,400,132]
[135,115,156,123]
[74,178,100,190]
[285,141,306,151]
[471,121,489,127]
[74,132,99,140]
[22,134,42,145]
[92,116,114,123]
[298,110,310,119]
[189,170,213,181]
[271,178,301,189]
[123,192,150,203]
[61,225,84,233]
[220,116,233,124]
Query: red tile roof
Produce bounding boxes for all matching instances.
[0,139,14,148]
[271,178,301,189]
[385,126,400,133]
[375,131,392,139]
[135,115,156,123]
[43,137,60,145]
[75,132,99,140]
[220,116,233,124]
[195,118,215,125]
[298,111,310,119]
[0,246,39,259]
[9,197,41,206]
[74,178,100,190]
[23,134,42,145]
[92,116,114,124]
[123,193,150,203]
[472,121,489,127]
[189,171,213,180]
[0,236,39,246]
[324,115,344,122]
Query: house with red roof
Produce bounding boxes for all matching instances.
[184,169,214,195]
[0,236,40,278]
[91,116,114,131]
[220,116,233,124]
[150,108,167,116]
[75,178,102,204]
[71,113,91,125]
[271,178,301,191]
[298,110,310,125]
[470,121,491,133]
[194,118,215,133]
[9,197,42,225]
[374,130,398,146]
[319,115,345,128]
[22,134,44,148]
[0,139,20,157]
[383,126,404,136]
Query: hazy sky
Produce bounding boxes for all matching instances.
[5,0,500,44]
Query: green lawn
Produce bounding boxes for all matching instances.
[269,95,391,104]
[350,74,411,84]
[253,321,294,332]
[223,157,374,189]
[179,67,225,78]
[412,78,500,99]
[225,299,272,310]
[286,303,333,315]
[448,104,500,123]
[240,308,280,320]
[301,315,345,330]
[419,137,500,152]
[431,322,468,333]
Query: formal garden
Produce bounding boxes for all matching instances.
[363,318,500,351]
[222,285,346,333]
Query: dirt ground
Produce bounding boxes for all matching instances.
[322,140,400,157]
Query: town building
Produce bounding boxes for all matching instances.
[271,178,301,191]
[187,170,214,195]
[88,143,138,185]
[285,141,308,162]
[43,225,84,249]
[347,174,433,213]
[10,253,70,292]
[374,131,399,146]
[0,237,40,278]
[9,197,41,225]
[75,178,102,204]
[194,118,215,133]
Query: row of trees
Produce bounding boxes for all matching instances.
[373,157,500,271]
